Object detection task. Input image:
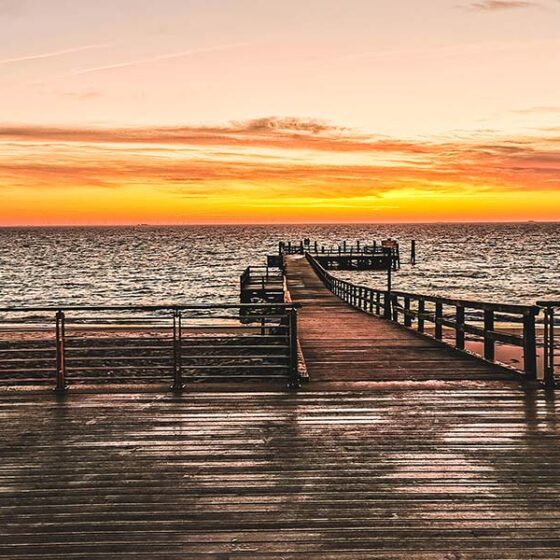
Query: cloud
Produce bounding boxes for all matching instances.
[0,118,432,155]
[60,89,102,100]
[513,106,560,114]
[0,117,558,202]
[468,0,538,9]
[70,42,250,76]
[0,43,112,66]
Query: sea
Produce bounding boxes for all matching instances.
[0,223,558,308]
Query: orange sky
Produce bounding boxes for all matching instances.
[1,0,559,224]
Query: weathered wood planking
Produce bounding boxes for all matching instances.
[285,255,522,385]
[1,388,560,558]
[1,254,559,559]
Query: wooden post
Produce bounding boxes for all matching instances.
[484,309,495,361]
[411,240,416,265]
[288,308,299,389]
[544,307,555,387]
[435,302,443,340]
[376,292,381,316]
[172,310,183,390]
[455,306,465,350]
[55,310,66,392]
[392,295,399,322]
[404,297,412,327]
[418,299,425,333]
[384,291,391,319]
[523,311,537,380]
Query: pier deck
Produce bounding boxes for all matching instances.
[285,254,519,387]
[2,386,560,559]
[2,255,560,559]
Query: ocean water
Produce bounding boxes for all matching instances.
[0,223,558,308]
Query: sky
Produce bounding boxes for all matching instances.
[0,0,559,224]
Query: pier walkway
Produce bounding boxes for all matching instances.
[2,255,560,559]
[285,254,518,388]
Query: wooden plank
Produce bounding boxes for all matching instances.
[1,388,560,558]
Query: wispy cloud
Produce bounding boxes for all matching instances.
[514,106,560,114]
[468,1,539,10]
[0,43,112,66]
[70,42,251,76]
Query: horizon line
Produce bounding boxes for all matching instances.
[0,219,557,228]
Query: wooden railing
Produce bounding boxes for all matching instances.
[240,266,284,291]
[307,253,391,318]
[389,291,539,380]
[307,253,540,380]
[537,301,559,387]
[0,303,301,390]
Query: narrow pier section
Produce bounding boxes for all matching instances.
[285,255,519,387]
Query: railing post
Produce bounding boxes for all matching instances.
[288,308,299,388]
[523,310,537,380]
[172,310,183,390]
[418,299,425,333]
[392,294,399,322]
[55,310,66,392]
[435,302,443,340]
[484,309,495,361]
[404,297,412,327]
[455,306,465,350]
[376,292,381,316]
[384,291,391,319]
[544,306,555,387]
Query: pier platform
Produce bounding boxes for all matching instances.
[2,384,559,559]
[1,254,560,559]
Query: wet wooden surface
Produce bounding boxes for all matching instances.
[1,256,559,558]
[1,388,560,559]
[285,255,520,386]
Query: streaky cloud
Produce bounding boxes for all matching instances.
[0,43,112,66]
[70,42,252,76]
[468,0,539,10]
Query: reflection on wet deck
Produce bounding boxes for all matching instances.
[1,386,559,559]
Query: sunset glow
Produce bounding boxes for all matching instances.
[1,0,559,224]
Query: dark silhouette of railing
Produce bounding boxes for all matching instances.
[307,253,540,381]
[537,301,559,387]
[0,303,300,390]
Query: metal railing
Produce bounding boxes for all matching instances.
[307,253,540,380]
[537,301,559,387]
[0,303,300,390]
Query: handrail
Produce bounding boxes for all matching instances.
[0,303,299,313]
[392,290,537,315]
[536,301,558,387]
[0,303,301,390]
[306,253,539,381]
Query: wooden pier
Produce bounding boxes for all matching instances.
[1,246,560,559]
[285,255,520,386]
